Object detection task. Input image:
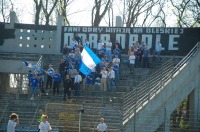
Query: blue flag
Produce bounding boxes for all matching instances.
[79,46,101,76]
[23,61,43,71]
[23,61,36,69]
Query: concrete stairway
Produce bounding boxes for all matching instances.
[124,47,200,131]
[0,94,10,118]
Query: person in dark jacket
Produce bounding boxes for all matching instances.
[63,74,72,101]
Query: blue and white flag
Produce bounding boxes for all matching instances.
[79,46,101,76]
[23,61,43,71]
[23,61,36,69]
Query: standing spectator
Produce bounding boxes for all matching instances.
[39,115,52,132]
[108,67,116,92]
[112,55,120,68]
[30,74,39,100]
[62,44,69,59]
[135,48,142,68]
[106,39,112,62]
[83,38,90,47]
[7,113,19,132]
[115,40,122,51]
[74,33,81,44]
[37,110,44,132]
[69,66,77,90]
[141,40,147,48]
[71,38,78,51]
[74,48,81,69]
[52,70,61,95]
[100,67,108,92]
[37,71,45,94]
[113,44,121,59]
[97,39,104,54]
[69,50,75,58]
[28,70,33,87]
[143,46,150,68]
[38,110,44,124]
[154,41,162,61]
[128,45,136,57]
[113,64,119,86]
[134,41,140,49]
[59,59,66,83]
[129,52,136,74]
[45,64,55,90]
[63,74,72,101]
[85,73,94,96]
[100,45,106,57]
[74,72,82,96]
[97,118,107,132]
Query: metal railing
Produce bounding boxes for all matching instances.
[0,101,9,124]
[124,109,200,131]
[122,42,200,125]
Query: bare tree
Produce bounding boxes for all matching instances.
[169,0,200,27]
[143,0,166,27]
[196,0,200,7]
[91,0,112,27]
[33,0,43,25]
[125,0,159,27]
[42,0,58,25]
[0,0,13,22]
[56,0,74,26]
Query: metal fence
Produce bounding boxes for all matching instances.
[122,42,200,127]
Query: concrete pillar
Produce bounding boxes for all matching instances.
[164,108,171,132]
[0,73,10,93]
[188,87,200,132]
[116,16,122,27]
[7,11,17,29]
[54,14,63,54]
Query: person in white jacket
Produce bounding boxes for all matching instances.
[39,115,52,132]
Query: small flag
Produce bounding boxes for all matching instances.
[23,61,36,69]
[79,46,101,76]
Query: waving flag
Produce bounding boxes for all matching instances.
[23,61,36,69]
[79,46,101,76]
[23,61,43,71]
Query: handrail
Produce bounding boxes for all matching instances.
[122,42,199,125]
[29,103,40,128]
[0,102,9,123]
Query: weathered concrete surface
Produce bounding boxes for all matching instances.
[124,50,200,132]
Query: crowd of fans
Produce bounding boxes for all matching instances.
[28,33,162,101]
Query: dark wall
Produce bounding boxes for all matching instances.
[62,27,200,56]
